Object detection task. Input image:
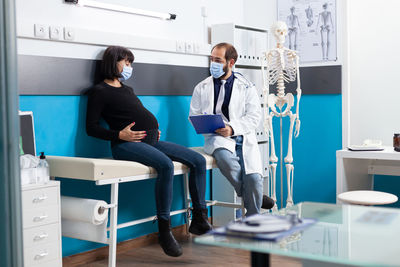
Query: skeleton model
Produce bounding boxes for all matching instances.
[261,21,302,210]
[316,3,334,60]
[286,6,300,50]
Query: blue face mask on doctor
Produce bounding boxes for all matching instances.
[209,62,225,79]
[119,65,133,81]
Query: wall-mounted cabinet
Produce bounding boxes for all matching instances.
[211,23,268,67]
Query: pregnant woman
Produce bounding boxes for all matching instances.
[86,46,212,257]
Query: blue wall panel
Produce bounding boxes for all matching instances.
[20,94,342,256]
[270,95,342,208]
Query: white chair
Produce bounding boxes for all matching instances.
[337,190,398,206]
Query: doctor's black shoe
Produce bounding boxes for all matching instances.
[262,195,275,209]
[189,208,212,235]
[158,218,182,257]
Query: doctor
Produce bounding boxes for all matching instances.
[190,42,274,215]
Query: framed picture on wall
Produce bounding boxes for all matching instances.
[277,0,337,63]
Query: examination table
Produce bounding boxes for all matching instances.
[47,147,244,267]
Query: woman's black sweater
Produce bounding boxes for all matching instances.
[86,81,158,146]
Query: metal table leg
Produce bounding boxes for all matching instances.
[108,183,119,267]
[251,252,270,267]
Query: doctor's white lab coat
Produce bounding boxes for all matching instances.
[189,74,262,175]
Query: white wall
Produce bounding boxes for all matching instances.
[17,0,245,42]
[346,0,400,146]
[16,0,247,67]
[243,0,276,49]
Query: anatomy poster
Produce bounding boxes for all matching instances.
[278,0,337,63]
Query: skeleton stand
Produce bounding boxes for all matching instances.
[280,115,283,209]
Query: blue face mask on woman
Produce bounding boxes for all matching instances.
[209,62,225,78]
[119,65,133,81]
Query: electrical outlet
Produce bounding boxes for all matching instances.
[64,27,75,41]
[34,24,47,38]
[50,26,62,40]
[176,41,185,53]
[185,42,194,54]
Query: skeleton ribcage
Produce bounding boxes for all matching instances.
[266,50,297,85]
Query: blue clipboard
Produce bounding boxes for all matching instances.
[189,114,225,134]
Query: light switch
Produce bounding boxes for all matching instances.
[34,24,47,38]
[185,42,194,54]
[176,41,185,53]
[50,26,62,40]
[64,27,75,41]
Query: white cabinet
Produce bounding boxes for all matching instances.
[211,23,268,67]
[22,181,62,267]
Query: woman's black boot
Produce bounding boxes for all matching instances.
[158,218,182,257]
[189,208,213,235]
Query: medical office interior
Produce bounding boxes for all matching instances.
[2,0,400,266]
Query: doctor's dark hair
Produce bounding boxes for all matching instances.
[212,43,238,63]
[101,46,134,80]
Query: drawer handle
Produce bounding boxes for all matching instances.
[34,251,49,260]
[33,215,48,222]
[32,195,48,203]
[33,233,48,241]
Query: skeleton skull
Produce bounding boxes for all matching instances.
[271,21,288,46]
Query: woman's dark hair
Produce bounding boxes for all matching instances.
[101,46,134,80]
[211,42,238,63]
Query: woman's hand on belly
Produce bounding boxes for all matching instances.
[118,122,146,142]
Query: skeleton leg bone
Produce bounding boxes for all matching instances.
[286,164,294,207]
[326,29,330,59]
[284,112,296,164]
[268,112,278,163]
[320,29,326,60]
[267,112,278,211]
[285,112,296,207]
[269,164,278,211]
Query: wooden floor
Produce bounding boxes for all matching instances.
[77,235,301,267]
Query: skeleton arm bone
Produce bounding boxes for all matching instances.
[286,15,292,28]
[294,54,301,137]
[329,12,334,32]
[315,13,321,34]
[296,16,301,32]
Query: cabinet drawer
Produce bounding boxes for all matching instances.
[23,223,59,248]
[23,205,59,229]
[30,259,62,267]
[22,186,59,211]
[24,241,60,266]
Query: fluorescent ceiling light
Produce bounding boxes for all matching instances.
[65,0,176,20]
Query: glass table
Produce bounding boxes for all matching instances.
[195,202,400,267]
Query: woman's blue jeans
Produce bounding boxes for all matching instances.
[112,141,207,220]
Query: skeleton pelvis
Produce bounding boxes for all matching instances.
[268,93,294,113]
